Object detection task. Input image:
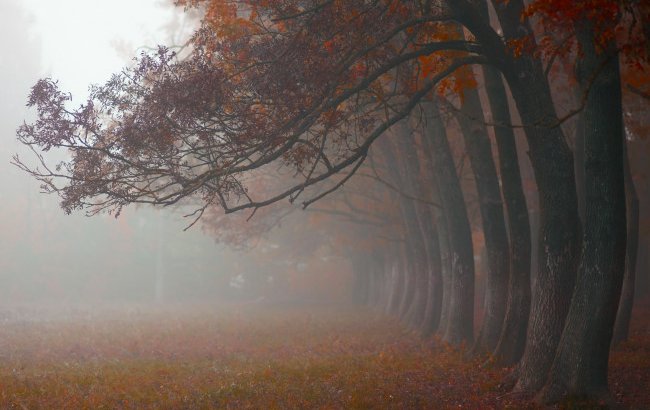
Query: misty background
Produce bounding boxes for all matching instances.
[0,0,272,305]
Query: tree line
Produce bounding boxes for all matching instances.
[14,0,650,404]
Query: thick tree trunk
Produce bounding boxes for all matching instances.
[506,55,581,397]
[574,107,587,225]
[634,235,648,301]
[424,101,475,345]
[482,66,532,366]
[450,0,581,392]
[539,30,626,404]
[612,134,639,345]
[455,80,511,356]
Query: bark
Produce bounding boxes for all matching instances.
[423,101,475,345]
[634,235,648,301]
[419,132,452,336]
[379,137,430,327]
[436,212,453,337]
[400,131,444,336]
[506,51,581,397]
[398,247,417,320]
[451,0,581,392]
[417,142,445,338]
[420,217,443,338]
[574,107,587,224]
[455,81,510,356]
[612,134,639,345]
[539,28,625,404]
[394,133,434,330]
[482,66,532,366]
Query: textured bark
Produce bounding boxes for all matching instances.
[455,82,510,356]
[539,29,625,403]
[449,0,581,392]
[506,56,581,397]
[424,101,475,345]
[612,134,639,345]
[574,107,587,225]
[482,66,532,366]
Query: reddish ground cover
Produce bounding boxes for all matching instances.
[0,301,647,409]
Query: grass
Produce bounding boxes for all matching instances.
[0,302,647,409]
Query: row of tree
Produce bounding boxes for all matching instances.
[15,0,650,404]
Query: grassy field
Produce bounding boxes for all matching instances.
[0,302,648,409]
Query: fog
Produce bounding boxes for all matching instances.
[0,0,272,307]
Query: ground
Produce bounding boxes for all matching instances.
[0,300,648,409]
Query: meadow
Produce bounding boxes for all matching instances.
[0,302,648,409]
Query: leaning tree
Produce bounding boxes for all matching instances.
[15,0,648,404]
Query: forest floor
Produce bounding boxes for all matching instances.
[0,300,648,409]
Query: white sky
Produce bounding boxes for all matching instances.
[23,0,187,99]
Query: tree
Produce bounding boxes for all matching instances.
[15,0,648,404]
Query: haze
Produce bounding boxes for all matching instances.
[0,0,232,305]
[0,1,648,407]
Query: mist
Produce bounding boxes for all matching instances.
[0,1,648,407]
[0,1,262,306]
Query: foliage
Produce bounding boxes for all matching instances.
[15,0,484,222]
[0,302,648,409]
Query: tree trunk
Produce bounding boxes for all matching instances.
[506,53,581,398]
[455,79,511,356]
[424,101,475,345]
[482,66,532,366]
[612,132,639,345]
[398,247,417,320]
[539,28,625,404]
[451,0,582,392]
[634,235,648,301]
[436,212,453,337]
[380,136,430,328]
[574,105,587,225]
[398,140,435,330]
[416,143,445,338]
[400,130,445,336]
[388,248,406,316]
